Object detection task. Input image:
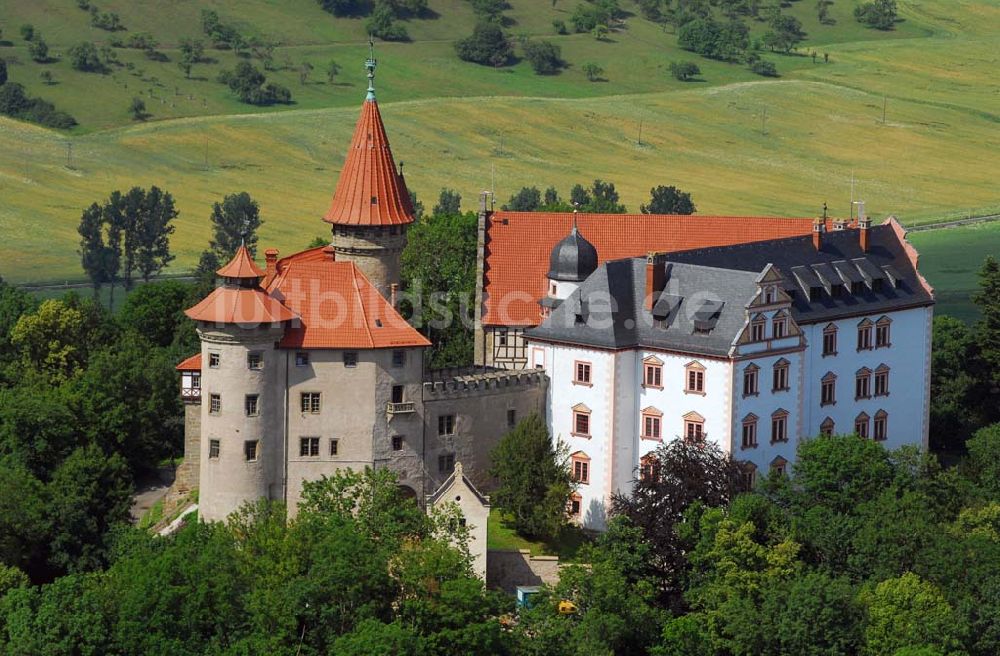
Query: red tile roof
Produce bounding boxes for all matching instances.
[216,245,265,279]
[184,286,299,325]
[266,247,429,349]
[323,99,415,227]
[175,353,201,371]
[481,212,822,327]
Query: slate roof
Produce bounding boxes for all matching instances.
[526,258,761,357]
[547,222,598,282]
[481,212,823,327]
[662,220,934,324]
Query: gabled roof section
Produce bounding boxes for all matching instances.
[482,212,820,327]
[266,249,429,349]
[323,98,414,227]
[175,353,201,371]
[427,462,491,508]
[216,244,265,279]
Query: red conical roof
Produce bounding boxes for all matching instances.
[216,244,266,279]
[323,99,415,227]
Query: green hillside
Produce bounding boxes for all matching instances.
[0,0,997,290]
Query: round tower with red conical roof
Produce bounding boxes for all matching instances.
[324,43,414,297]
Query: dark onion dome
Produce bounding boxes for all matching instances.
[547,218,598,282]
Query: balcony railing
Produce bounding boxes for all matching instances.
[181,387,202,399]
[386,401,415,415]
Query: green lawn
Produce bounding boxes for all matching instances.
[487,510,590,562]
[909,222,1000,323]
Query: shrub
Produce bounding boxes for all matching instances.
[365,1,410,41]
[218,62,293,105]
[523,40,563,74]
[570,1,619,33]
[750,58,778,77]
[0,83,77,129]
[28,38,49,63]
[129,97,147,121]
[19,24,34,41]
[855,0,898,30]
[455,22,513,67]
[552,19,568,34]
[68,42,105,72]
[582,62,604,81]
[0,60,6,87]
[669,60,700,81]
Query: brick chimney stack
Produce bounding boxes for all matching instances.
[645,252,668,310]
[264,248,279,278]
[813,204,828,251]
[857,201,871,252]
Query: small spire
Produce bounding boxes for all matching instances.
[822,201,828,219]
[571,210,579,235]
[365,36,377,101]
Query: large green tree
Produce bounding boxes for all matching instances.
[208,191,264,259]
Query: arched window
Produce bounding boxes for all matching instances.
[570,452,591,484]
[874,410,888,441]
[771,409,789,443]
[855,412,870,439]
[741,413,759,449]
[641,407,663,441]
[685,361,706,394]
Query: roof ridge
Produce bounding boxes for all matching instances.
[351,263,376,348]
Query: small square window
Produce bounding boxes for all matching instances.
[300,437,320,457]
[209,352,220,368]
[209,393,221,414]
[247,352,262,370]
[329,438,339,456]
[392,350,406,368]
[343,351,358,368]
[295,352,310,367]
[245,394,259,416]
[438,453,455,475]
[209,439,220,459]
[244,440,259,462]
[391,435,403,451]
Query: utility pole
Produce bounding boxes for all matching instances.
[66,142,73,169]
[637,119,643,146]
[882,93,887,125]
[761,107,768,136]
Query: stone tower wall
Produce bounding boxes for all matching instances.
[330,224,407,297]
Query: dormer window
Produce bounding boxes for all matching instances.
[750,315,766,341]
[831,284,844,298]
[809,286,823,302]
[851,281,866,295]
[764,286,776,304]
[772,313,788,339]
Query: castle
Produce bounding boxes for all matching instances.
[177,54,933,535]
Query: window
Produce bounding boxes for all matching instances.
[820,417,835,436]
[876,317,892,347]
[684,412,705,444]
[497,328,508,346]
[568,493,582,516]
[641,407,663,441]
[741,414,758,449]
[330,438,339,456]
[438,414,455,436]
[772,358,790,392]
[857,319,873,351]
[247,352,262,370]
[391,385,404,404]
[295,352,310,367]
[209,393,221,414]
[392,350,406,368]
[772,314,787,339]
[874,365,890,396]
[571,452,590,484]
[643,357,663,388]
[300,392,321,413]
[764,286,776,304]
[822,324,838,356]
[343,351,357,367]
[507,409,517,428]
[821,373,837,406]
[300,437,320,457]
[685,361,705,394]
[244,440,259,462]
[740,463,757,491]
[855,368,872,400]
[873,410,888,441]
[191,372,201,389]
[574,361,592,385]
[209,439,220,459]
[771,410,789,443]
[572,404,591,437]
[391,435,403,451]
[855,413,870,438]
[639,455,658,481]
[770,456,788,476]
[209,352,220,368]
[750,316,766,341]
[244,394,259,416]
[438,452,455,475]
[809,286,823,302]
[743,364,759,397]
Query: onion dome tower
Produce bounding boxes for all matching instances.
[540,214,598,315]
[323,41,414,297]
[184,245,297,522]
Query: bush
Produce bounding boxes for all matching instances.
[855,0,898,30]
[218,62,293,105]
[365,1,410,41]
[0,60,6,87]
[570,1,619,33]
[552,19,568,34]
[678,17,748,62]
[28,38,49,63]
[582,61,604,81]
[523,40,563,74]
[19,24,34,41]
[455,22,513,67]
[0,83,77,129]
[669,60,700,81]
[68,42,105,73]
[750,58,778,77]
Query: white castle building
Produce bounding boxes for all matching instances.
[525,212,934,529]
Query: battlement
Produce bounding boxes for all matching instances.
[422,366,547,398]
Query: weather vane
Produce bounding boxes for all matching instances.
[365,36,377,101]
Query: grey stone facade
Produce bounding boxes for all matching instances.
[330,224,407,297]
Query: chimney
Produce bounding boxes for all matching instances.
[645,252,667,311]
[857,201,871,252]
[812,216,825,251]
[264,248,279,277]
[390,283,398,308]
[321,245,336,261]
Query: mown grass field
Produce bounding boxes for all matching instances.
[0,0,997,315]
[910,222,1000,323]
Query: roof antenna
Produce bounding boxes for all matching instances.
[365,35,377,101]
